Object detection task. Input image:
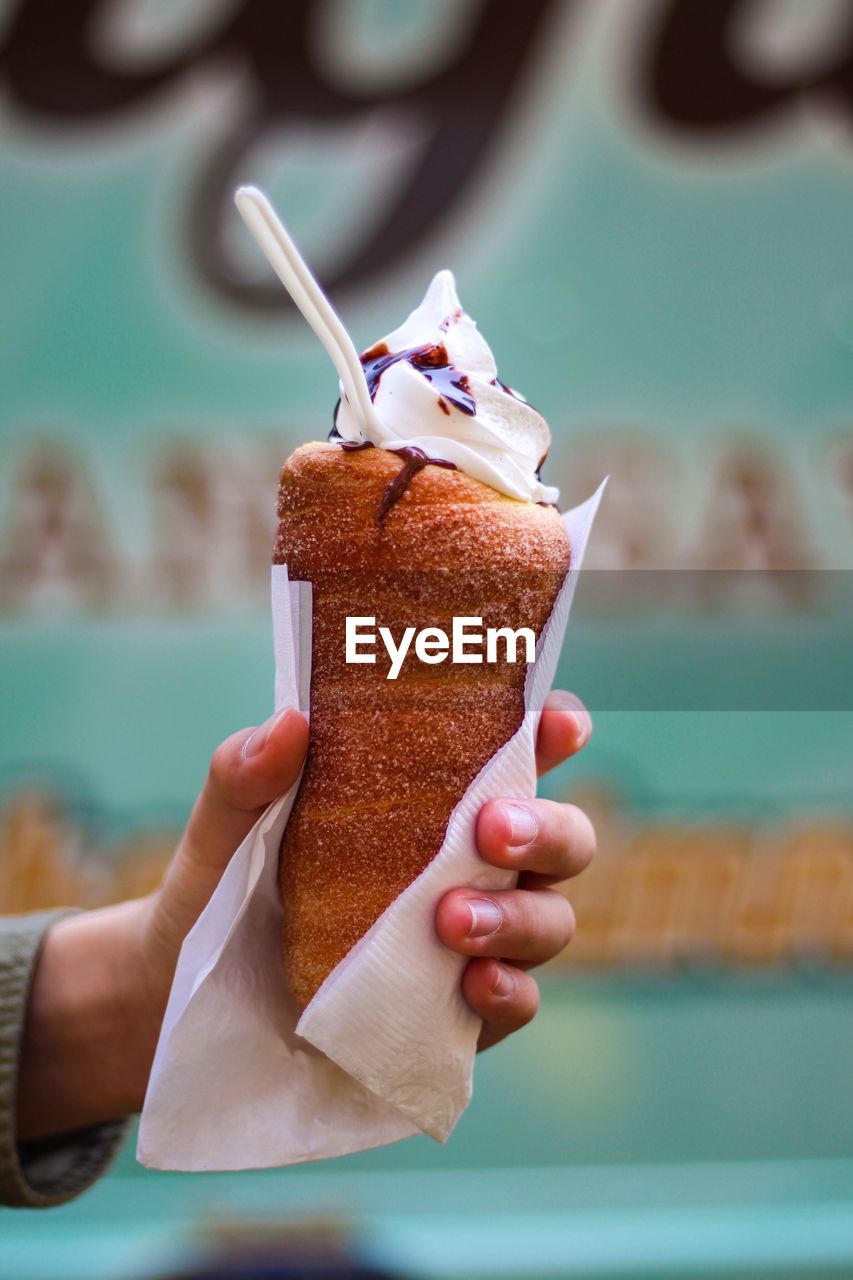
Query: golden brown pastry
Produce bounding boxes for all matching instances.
[275,442,570,1007]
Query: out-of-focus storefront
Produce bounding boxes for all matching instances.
[2,2,853,1276]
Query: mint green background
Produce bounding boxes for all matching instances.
[2,2,853,1275]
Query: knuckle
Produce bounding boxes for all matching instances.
[513,893,543,951]
[566,805,597,869]
[522,889,574,957]
[207,731,254,805]
[207,743,232,794]
[537,889,574,953]
[560,897,577,949]
[514,978,540,1027]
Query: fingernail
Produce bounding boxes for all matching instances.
[504,803,537,847]
[489,962,516,997]
[570,711,592,747]
[241,708,289,760]
[467,898,503,939]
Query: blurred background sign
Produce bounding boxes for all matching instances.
[2,1,853,1277]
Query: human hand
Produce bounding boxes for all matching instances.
[18,692,592,1139]
[147,693,593,1063]
[435,689,595,1050]
[18,708,309,1140]
[138,693,593,1062]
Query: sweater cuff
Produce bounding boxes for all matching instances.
[0,910,130,1209]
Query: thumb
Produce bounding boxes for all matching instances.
[183,707,309,875]
[148,708,309,969]
[139,706,308,1013]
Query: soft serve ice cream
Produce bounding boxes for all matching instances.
[333,271,559,506]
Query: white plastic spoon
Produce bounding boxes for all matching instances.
[234,184,380,437]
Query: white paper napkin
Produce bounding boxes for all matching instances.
[138,484,605,1171]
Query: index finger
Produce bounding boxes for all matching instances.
[535,690,592,776]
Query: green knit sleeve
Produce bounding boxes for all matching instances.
[0,911,130,1209]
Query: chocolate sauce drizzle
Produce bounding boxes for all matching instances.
[376,446,456,522]
[327,341,551,521]
[360,341,476,417]
[328,341,470,522]
[327,430,457,523]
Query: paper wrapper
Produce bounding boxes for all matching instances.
[138,484,605,1171]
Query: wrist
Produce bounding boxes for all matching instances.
[17,899,157,1141]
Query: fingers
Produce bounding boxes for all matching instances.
[182,707,309,874]
[436,885,575,968]
[439,884,574,1050]
[476,797,596,884]
[442,714,595,1051]
[147,707,309,977]
[208,708,309,812]
[461,960,541,1052]
[536,689,592,776]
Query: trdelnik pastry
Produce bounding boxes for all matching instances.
[137,190,603,1172]
[276,271,570,1008]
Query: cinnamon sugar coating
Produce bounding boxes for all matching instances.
[276,442,570,1007]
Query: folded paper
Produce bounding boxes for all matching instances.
[138,483,604,1171]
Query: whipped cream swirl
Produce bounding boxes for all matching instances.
[334,271,558,505]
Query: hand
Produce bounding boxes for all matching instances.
[435,689,595,1050]
[18,708,309,1141]
[18,692,592,1139]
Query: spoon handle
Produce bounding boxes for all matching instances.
[234,185,377,434]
